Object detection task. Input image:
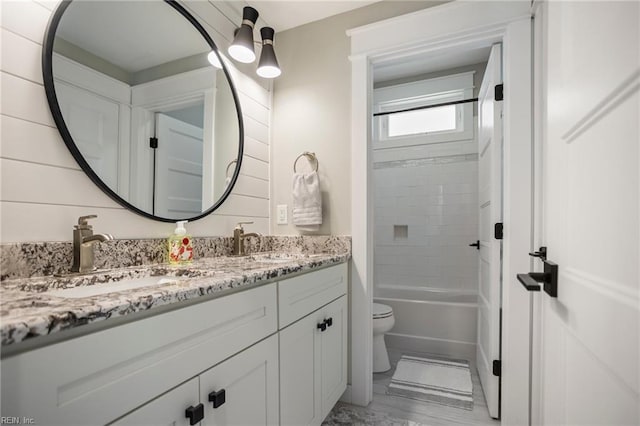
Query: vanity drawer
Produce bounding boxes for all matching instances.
[278,263,348,329]
[1,283,277,426]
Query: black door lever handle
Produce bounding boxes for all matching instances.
[517,257,558,297]
[469,240,480,250]
[517,273,543,291]
[528,246,547,260]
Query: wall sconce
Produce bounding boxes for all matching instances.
[257,27,281,78]
[228,6,281,78]
[228,6,259,63]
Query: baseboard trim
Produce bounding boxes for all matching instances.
[385,333,477,367]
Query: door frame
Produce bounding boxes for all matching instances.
[347,2,533,423]
[129,67,216,214]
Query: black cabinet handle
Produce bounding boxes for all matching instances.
[469,240,480,250]
[209,389,226,409]
[325,317,333,328]
[185,403,204,425]
[317,321,327,332]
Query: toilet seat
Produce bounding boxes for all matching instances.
[373,303,393,319]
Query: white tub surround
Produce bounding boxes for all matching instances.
[375,289,478,364]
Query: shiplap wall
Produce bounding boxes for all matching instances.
[0,0,271,243]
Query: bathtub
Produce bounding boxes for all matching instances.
[374,285,478,364]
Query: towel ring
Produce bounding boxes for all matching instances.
[293,152,319,173]
[226,159,238,178]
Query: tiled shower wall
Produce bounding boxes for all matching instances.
[373,144,479,294]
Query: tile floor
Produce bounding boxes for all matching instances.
[323,347,500,426]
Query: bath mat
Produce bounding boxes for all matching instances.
[387,355,473,410]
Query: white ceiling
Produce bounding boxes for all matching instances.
[373,46,492,83]
[57,1,208,73]
[54,0,382,76]
[227,0,380,32]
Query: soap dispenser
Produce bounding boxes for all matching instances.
[168,221,193,264]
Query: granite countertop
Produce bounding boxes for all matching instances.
[0,251,350,347]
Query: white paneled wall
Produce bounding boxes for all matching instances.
[0,1,271,242]
[373,140,479,294]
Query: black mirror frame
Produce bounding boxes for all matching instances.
[42,0,244,223]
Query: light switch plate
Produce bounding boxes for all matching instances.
[277,204,288,225]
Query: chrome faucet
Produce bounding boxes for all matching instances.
[232,222,260,256]
[72,215,114,273]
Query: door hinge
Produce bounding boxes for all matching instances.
[150,137,158,149]
[494,222,503,240]
[492,360,501,376]
[495,84,504,101]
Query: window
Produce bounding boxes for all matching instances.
[387,104,457,137]
[373,72,474,148]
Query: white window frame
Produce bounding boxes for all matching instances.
[373,71,475,149]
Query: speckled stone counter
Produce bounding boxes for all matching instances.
[0,235,351,280]
[1,248,350,348]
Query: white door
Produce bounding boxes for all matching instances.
[56,81,120,188]
[476,43,503,419]
[536,2,639,424]
[112,377,199,426]
[201,334,279,426]
[154,113,204,218]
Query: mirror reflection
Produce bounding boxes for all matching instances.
[50,0,241,220]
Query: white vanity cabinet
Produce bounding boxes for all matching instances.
[1,283,278,426]
[279,263,348,426]
[0,261,348,426]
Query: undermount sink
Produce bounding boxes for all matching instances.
[251,257,293,264]
[43,275,189,299]
[30,252,328,299]
[247,253,324,264]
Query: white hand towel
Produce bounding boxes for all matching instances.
[292,171,322,231]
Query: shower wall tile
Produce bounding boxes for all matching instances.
[373,150,479,293]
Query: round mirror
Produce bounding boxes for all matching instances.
[43,0,243,222]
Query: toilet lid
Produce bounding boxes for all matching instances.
[373,303,393,319]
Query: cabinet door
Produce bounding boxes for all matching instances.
[320,295,348,418]
[200,334,279,426]
[279,311,323,426]
[112,378,200,426]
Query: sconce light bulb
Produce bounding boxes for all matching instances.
[228,44,256,63]
[257,65,281,78]
[207,51,222,69]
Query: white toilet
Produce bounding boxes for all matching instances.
[372,303,395,373]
